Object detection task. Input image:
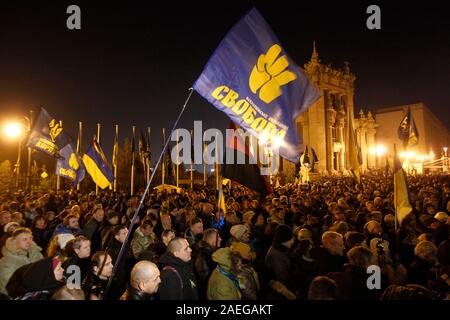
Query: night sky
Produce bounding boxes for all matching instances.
[0,1,449,166]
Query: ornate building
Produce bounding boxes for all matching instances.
[279,43,377,178]
[278,44,448,181]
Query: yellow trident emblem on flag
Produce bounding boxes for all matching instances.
[49,119,63,142]
[249,44,297,103]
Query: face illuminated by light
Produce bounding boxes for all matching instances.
[174,239,192,262]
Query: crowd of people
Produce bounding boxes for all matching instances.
[0,173,449,300]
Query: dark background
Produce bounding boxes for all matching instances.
[0,0,449,166]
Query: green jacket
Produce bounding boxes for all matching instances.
[0,238,43,295]
[131,227,156,259]
[207,248,241,300]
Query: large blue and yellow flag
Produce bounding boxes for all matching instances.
[56,143,86,187]
[193,8,320,163]
[83,138,114,189]
[394,144,412,226]
[26,107,72,158]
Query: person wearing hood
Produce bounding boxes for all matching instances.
[6,256,65,299]
[0,228,43,295]
[207,247,242,300]
[159,237,198,300]
[0,222,20,255]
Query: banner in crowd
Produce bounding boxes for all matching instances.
[55,143,86,186]
[398,106,419,149]
[26,107,72,158]
[394,144,412,226]
[83,138,114,189]
[193,8,320,163]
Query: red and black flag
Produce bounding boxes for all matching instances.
[222,122,272,195]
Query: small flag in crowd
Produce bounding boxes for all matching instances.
[26,107,72,158]
[398,106,419,149]
[393,144,412,226]
[83,138,114,189]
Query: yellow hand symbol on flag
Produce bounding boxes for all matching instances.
[69,153,80,170]
[249,44,297,103]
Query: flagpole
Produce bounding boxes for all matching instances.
[203,141,207,186]
[162,128,166,185]
[147,127,151,184]
[106,88,194,296]
[131,126,136,196]
[190,129,194,190]
[95,123,101,196]
[176,129,179,187]
[215,132,219,191]
[56,120,63,192]
[76,121,82,191]
[113,124,118,193]
[26,109,33,191]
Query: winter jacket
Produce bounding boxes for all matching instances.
[207,248,242,300]
[327,264,385,300]
[120,286,156,300]
[159,253,198,300]
[0,238,43,295]
[6,257,64,298]
[82,272,109,300]
[192,240,216,299]
[53,224,82,237]
[309,245,346,275]
[131,227,157,259]
[265,243,292,285]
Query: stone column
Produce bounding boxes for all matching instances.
[337,107,346,172]
[326,107,337,174]
[366,112,376,169]
[357,110,367,171]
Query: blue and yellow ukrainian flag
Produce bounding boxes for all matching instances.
[394,144,412,226]
[83,138,114,189]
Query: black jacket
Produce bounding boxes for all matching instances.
[7,257,65,299]
[82,272,109,300]
[121,286,156,300]
[158,253,198,300]
[327,264,385,300]
[310,246,347,275]
[192,240,216,299]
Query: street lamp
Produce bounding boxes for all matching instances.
[369,144,386,169]
[3,121,25,188]
[2,111,33,190]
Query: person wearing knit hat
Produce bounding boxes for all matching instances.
[243,211,255,224]
[272,224,293,245]
[434,212,449,223]
[230,242,260,300]
[6,256,65,299]
[3,221,20,234]
[230,224,250,242]
[231,242,256,261]
[57,233,75,250]
[363,220,382,236]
